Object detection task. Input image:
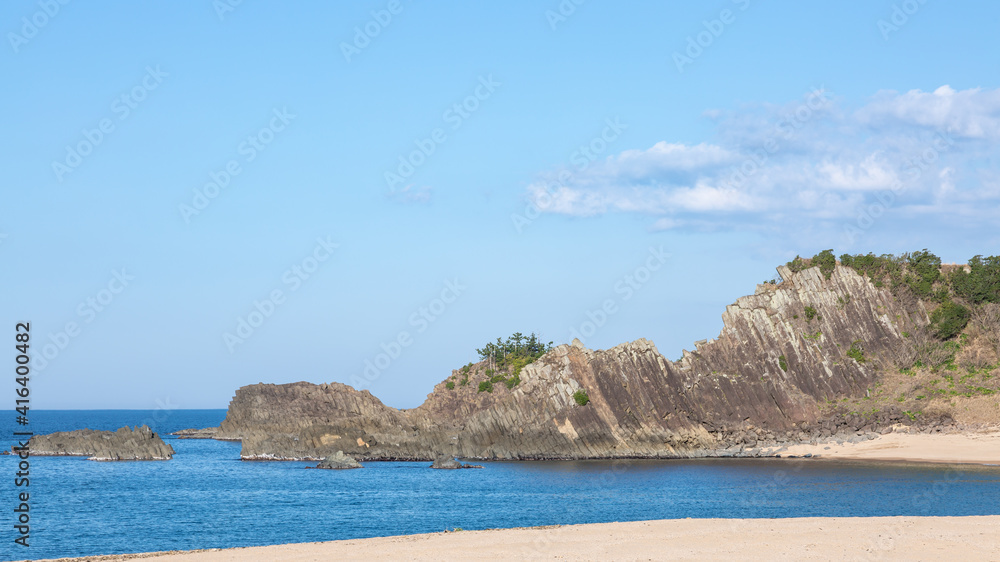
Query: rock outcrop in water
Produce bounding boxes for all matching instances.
[25,426,175,461]
[430,455,483,469]
[209,264,936,461]
[310,450,362,469]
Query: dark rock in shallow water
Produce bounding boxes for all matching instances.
[431,456,462,469]
[311,451,362,469]
[431,455,482,469]
[171,427,220,439]
[24,426,174,461]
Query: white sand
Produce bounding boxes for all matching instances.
[778,429,1000,464]
[43,516,1000,561]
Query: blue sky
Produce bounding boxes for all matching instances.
[3,1,999,409]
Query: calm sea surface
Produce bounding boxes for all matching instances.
[3,410,1000,560]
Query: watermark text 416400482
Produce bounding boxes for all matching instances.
[14,322,33,548]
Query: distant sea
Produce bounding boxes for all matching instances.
[3,410,1000,560]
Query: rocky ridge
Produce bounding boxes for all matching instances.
[208,265,948,461]
[23,426,175,461]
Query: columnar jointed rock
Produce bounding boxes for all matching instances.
[312,450,362,469]
[26,426,175,461]
[208,265,933,461]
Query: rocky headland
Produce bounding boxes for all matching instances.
[23,425,175,461]
[201,256,1000,462]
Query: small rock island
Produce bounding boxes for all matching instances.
[24,425,175,461]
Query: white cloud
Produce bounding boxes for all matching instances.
[667,182,757,212]
[525,86,1000,243]
[856,85,1000,138]
[388,184,432,204]
[817,153,898,191]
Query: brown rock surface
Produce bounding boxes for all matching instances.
[210,265,935,460]
[24,425,175,461]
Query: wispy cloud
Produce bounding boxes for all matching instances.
[525,86,1000,244]
[388,184,433,204]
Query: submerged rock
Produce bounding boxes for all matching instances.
[311,451,362,469]
[25,426,174,461]
[171,427,220,439]
[431,455,483,469]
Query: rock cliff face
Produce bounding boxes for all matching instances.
[24,426,175,461]
[213,265,931,460]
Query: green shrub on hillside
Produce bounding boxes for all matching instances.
[839,252,906,291]
[930,301,971,340]
[905,249,942,298]
[950,255,1000,304]
[478,381,493,393]
[846,340,866,363]
[573,390,590,406]
[474,332,553,389]
[812,249,836,280]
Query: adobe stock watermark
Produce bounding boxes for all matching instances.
[138,397,180,433]
[223,236,338,353]
[858,467,963,561]
[520,458,633,557]
[8,0,72,54]
[569,246,669,344]
[545,0,586,30]
[878,0,929,41]
[716,86,832,192]
[511,117,627,234]
[384,75,500,193]
[31,269,136,373]
[841,131,954,245]
[213,0,245,22]
[349,278,466,390]
[51,66,168,183]
[340,0,407,63]
[672,0,751,73]
[179,107,295,223]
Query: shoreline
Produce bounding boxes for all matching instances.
[770,428,1000,466]
[201,428,1000,466]
[37,516,1000,561]
[27,431,1000,561]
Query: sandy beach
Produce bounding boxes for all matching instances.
[39,516,1000,561]
[777,429,1000,465]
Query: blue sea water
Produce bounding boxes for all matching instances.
[3,410,1000,560]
